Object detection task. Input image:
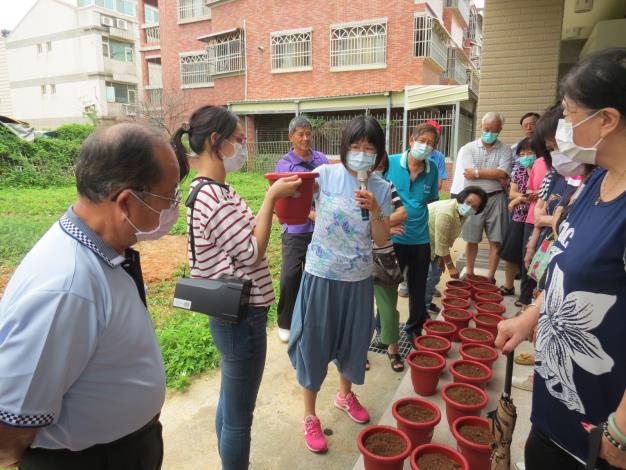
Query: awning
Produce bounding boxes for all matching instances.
[197,27,239,42]
[404,85,470,110]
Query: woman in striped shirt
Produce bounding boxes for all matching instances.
[171,106,300,470]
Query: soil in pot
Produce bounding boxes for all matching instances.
[446,289,469,298]
[477,303,504,313]
[397,403,436,422]
[446,386,484,405]
[475,292,502,302]
[464,346,492,359]
[411,355,442,367]
[364,431,407,456]
[444,309,469,319]
[429,323,454,332]
[458,425,492,445]
[419,337,447,349]
[443,298,468,308]
[475,314,499,324]
[454,363,486,378]
[465,274,488,283]
[462,330,491,341]
[416,453,462,469]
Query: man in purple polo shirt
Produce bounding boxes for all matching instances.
[274,116,328,343]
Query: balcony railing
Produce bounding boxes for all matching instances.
[122,103,137,116]
[446,0,470,26]
[146,88,163,105]
[143,25,160,45]
[467,68,480,95]
[413,14,448,71]
[446,47,469,85]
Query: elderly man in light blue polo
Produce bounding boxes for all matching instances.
[0,123,182,470]
[459,112,513,283]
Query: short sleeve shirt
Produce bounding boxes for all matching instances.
[459,138,513,193]
[511,163,530,222]
[0,209,165,451]
[305,164,392,281]
[386,151,439,245]
[532,168,626,464]
[525,157,549,225]
[430,150,448,181]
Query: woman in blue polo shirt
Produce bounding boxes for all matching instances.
[386,123,439,342]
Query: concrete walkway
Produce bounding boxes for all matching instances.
[159,241,535,469]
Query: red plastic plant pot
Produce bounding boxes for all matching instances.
[474,291,504,304]
[441,308,472,342]
[472,312,503,338]
[410,443,469,470]
[458,327,495,346]
[459,343,498,370]
[443,287,472,300]
[464,274,489,285]
[449,359,493,389]
[441,297,471,311]
[357,425,412,470]
[445,280,472,291]
[441,382,489,429]
[413,335,452,357]
[422,320,457,342]
[451,416,492,470]
[474,301,506,317]
[264,172,319,225]
[392,397,441,450]
[406,350,446,397]
[471,282,499,300]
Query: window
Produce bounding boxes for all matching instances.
[46,41,52,51]
[270,28,312,73]
[50,84,56,94]
[103,37,134,62]
[144,4,159,24]
[179,52,212,88]
[105,81,137,103]
[330,19,387,71]
[177,0,210,22]
[41,85,46,95]
[413,13,448,71]
[81,0,137,18]
[205,30,245,77]
[37,43,43,54]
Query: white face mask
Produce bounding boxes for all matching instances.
[411,142,433,161]
[127,192,180,242]
[551,150,586,177]
[221,139,248,172]
[554,110,603,164]
[346,150,376,172]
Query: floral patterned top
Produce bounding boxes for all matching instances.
[305,164,392,282]
[511,162,530,223]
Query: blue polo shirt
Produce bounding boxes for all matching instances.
[386,151,439,245]
[430,149,448,181]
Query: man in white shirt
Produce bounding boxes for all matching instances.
[0,123,181,470]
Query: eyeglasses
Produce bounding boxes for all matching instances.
[140,185,182,207]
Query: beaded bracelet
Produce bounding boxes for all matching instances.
[603,421,626,452]
[609,412,626,445]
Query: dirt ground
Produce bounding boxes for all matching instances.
[135,235,188,283]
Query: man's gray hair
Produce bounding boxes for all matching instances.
[481,112,505,126]
[288,116,313,134]
[75,123,169,203]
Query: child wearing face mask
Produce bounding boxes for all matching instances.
[171,106,301,470]
[287,116,392,454]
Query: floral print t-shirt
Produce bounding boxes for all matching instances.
[511,163,530,223]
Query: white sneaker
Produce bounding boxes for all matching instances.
[515,462,526,470]
[278,328,290,343]
[398,282,409,298]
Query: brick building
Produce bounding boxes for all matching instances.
[138,0,483,174]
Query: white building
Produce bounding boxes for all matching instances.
[6,0,141,128]
[0,34,12,116]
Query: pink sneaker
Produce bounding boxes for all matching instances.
[303,415,328,453]
[334,391,370,424]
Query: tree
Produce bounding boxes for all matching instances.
[136,89,190,137]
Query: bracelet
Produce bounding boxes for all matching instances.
[371,212,384,222]
[603,421,626,451]
[609,412,626,444]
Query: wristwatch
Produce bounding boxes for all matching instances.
[474,169,480,179]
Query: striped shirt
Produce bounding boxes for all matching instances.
[373,182,403,255]
[457,138,513,193]
[187,179,274,307]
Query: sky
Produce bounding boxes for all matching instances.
[0,0,38,31]
[0,0,485,32]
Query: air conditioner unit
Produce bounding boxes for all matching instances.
[101,15,115,27]
[116,18,129,30]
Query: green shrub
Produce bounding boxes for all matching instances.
[54,123,94,142]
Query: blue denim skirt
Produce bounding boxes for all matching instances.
[288,272,374,392]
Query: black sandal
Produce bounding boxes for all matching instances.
[499,285,515,296]
[387,353,404,372]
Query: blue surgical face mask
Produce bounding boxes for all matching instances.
[482,131,499,145]
[346,150,376,172]
[458,202,476,217]
[518,154,536,168]
[411,142,433,161]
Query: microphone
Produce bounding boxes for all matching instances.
[357,170,369,221]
